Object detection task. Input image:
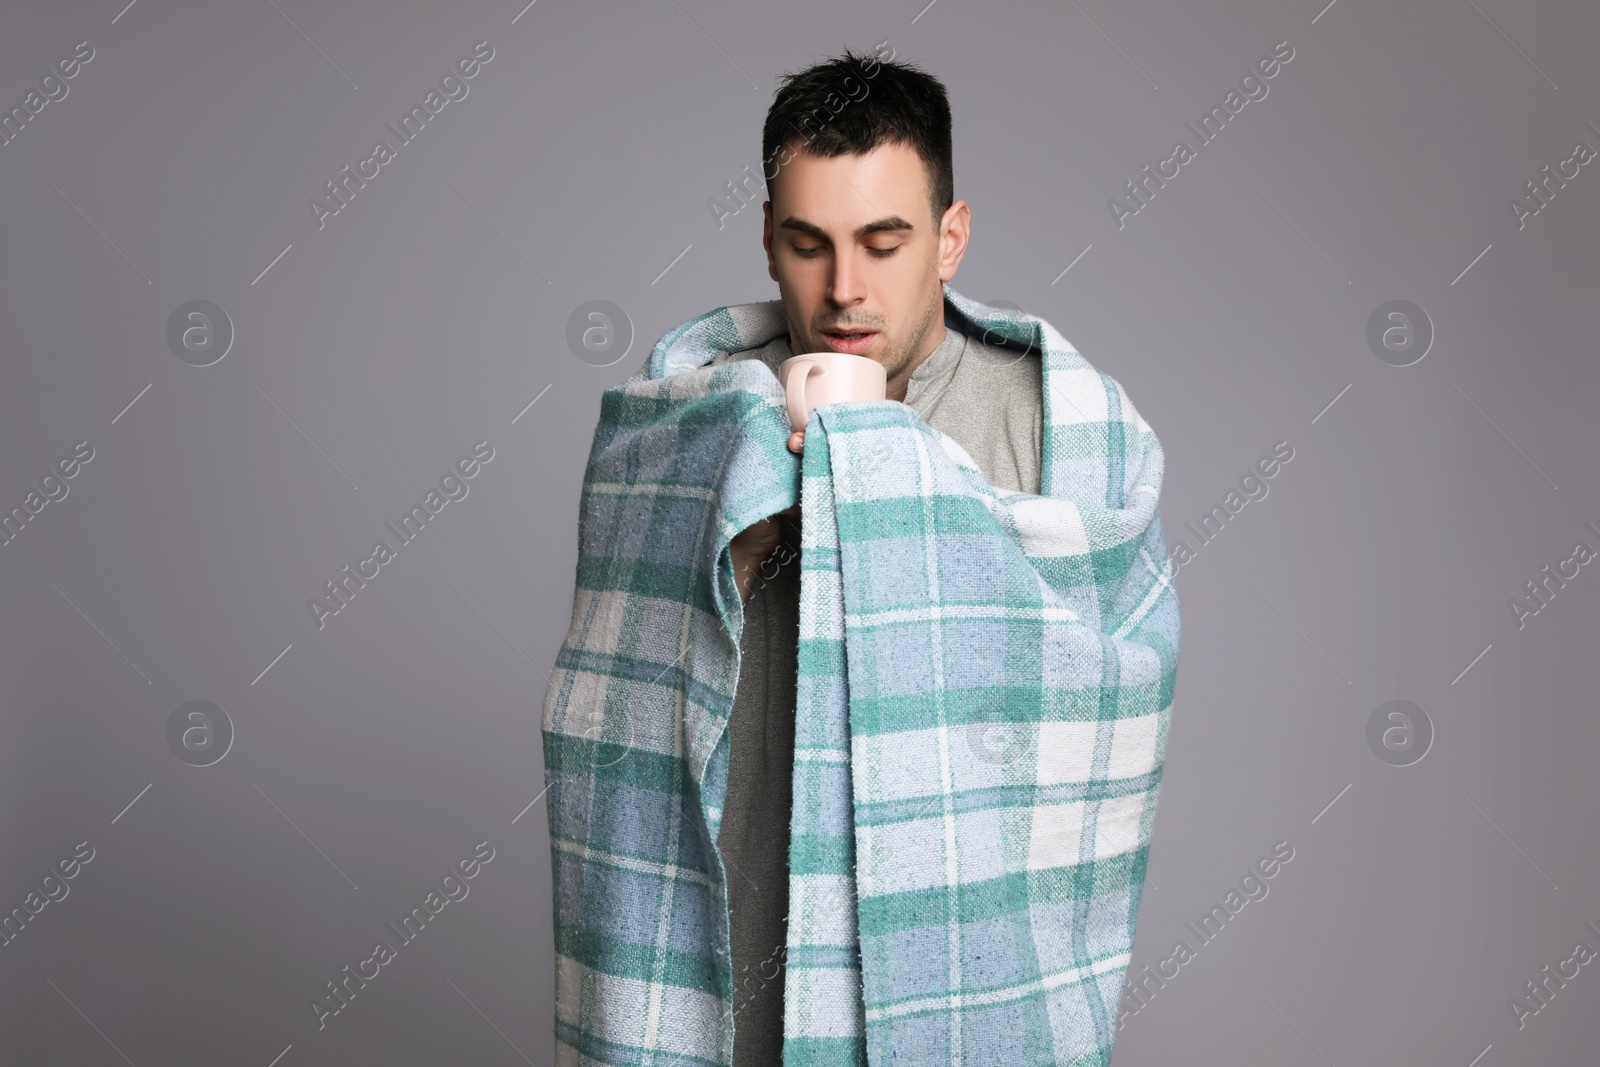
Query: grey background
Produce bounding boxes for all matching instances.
[1,0,1596,1064]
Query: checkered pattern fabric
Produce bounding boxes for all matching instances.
[541,285,1180,1066]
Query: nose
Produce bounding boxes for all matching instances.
[828,248,868,307]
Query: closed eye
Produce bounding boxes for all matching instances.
[793,246,901,258]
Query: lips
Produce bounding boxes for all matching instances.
[821,329,878,354]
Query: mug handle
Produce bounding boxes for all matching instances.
[785,358,823,434]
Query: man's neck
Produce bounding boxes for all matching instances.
[885,321,946,403]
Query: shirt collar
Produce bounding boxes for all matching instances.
[904,315,968,405]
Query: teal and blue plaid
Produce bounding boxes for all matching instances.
[541,285,1180,1066]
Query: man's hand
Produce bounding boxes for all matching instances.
[729,503,799,603]
[728,431,806,604]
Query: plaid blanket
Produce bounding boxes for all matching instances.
[541,284,1180,1066]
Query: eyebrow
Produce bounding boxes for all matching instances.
[778,215,916,241]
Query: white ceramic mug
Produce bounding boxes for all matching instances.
[777,352,888,433]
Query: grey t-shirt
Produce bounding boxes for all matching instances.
[709,311,1043,1064]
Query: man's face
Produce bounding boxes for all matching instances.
[762,139,969,390]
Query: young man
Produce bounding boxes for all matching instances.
[707,48,1044,1065]
[544,42,1178,1066]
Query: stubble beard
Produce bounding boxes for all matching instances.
[889,296,941,383]
[792,291,941,384]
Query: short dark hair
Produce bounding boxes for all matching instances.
[761,47,953,228]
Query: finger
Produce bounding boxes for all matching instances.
[788,431,805,453]
[732,516,778,546]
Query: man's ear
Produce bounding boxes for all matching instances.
[937,199,971,284]
[763,201,777,282]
